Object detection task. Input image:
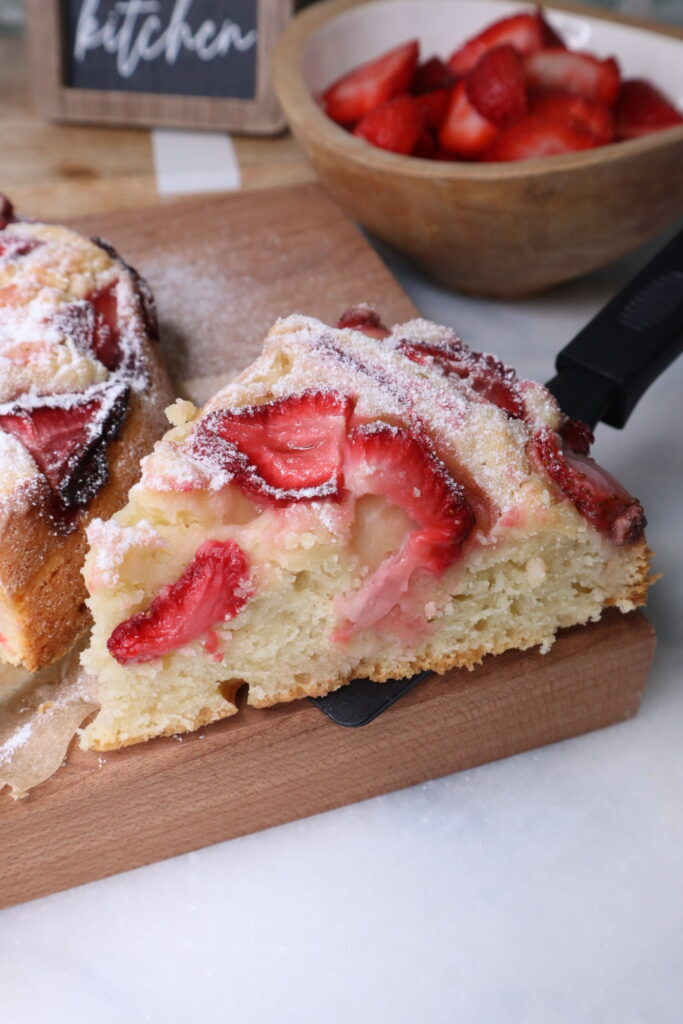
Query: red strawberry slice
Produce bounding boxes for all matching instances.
[88,280,122,371]
[483,113,599,162]
[448,12,546,77]
[323,40,419,126]
[338,423,475,634]
[346,423,475,571]
[413,57,456,95]
[559,416,594,456]
[529,426,646,545]
[0,236,41,260]
[538,9,567,48]
[529,91,614,144]
[353,95,423,154]
[398,338,525,419]
[466,44,527,129]
[107,539,252,665]
[0,383,129,519]
[614,79,683,140]
[0,195,15,228]
[413,129,437,158]
[439,81,498,158]
[192,390,354,505]
[91,236,159,342]
[524,49,621,107]
[337,306,390,339]
[415,88,450,133]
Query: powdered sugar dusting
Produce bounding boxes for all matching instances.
[0,214,158,514]
[128,311,569,556]
[0,429,39,497]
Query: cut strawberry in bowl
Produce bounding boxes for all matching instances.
[614,79,683,140]
[322,39,419,126]
[192,390,354,505]
[353,94,423,155]
[413,129,438,159]
[415,88,450,133]
[107,539,253,665]
[529,92,615,144]
[483,113,599,162]
[439,80,498,159]
[466,44,527,129]
[524,48,621,108]
[412,56,456,95]
[448,11,547,77]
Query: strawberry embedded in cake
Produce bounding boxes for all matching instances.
[0,197,173,672]
[79,312,650,751]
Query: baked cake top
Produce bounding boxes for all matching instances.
[135,307,645,551]
[0,196,158,526]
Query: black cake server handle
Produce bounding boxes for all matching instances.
[312,225,683,727]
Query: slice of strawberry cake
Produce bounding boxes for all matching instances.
[80,308,649,750]
[0,197,173,672]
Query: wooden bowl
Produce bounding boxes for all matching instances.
[273,0,683,298]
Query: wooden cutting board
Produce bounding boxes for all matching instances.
[0,185,655,910]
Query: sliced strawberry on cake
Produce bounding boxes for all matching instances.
[0,197,173,672]
[80,313,650,751]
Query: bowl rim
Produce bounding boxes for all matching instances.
[273,0,683,181]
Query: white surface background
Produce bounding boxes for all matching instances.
[2,223,683,1023]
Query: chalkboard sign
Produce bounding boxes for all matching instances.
[26,0,296,134]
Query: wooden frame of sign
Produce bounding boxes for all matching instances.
[24,0,295,134]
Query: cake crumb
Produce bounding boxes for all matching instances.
[166,398,198,428]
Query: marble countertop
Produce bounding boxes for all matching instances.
[2,227,682,1024]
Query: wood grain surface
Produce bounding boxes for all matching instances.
[0,31,316,222]
[0,610,654,910]
[0,185,656,909]
[71,184,417,403]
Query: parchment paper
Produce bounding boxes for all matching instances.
[0,645,97,799]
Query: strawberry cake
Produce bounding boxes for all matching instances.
[0,197,173,672]
[79,308,650,750]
